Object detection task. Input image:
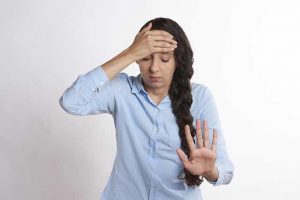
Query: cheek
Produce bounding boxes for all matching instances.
[166,62,176,76]
[161,68,175,82]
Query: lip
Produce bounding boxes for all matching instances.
[149,76,161,82]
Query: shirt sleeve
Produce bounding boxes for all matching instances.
[59,65,117,115]
[199,86,234,186]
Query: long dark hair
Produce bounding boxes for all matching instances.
[139,17,202,187]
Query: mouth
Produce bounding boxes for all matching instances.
[149,76,161,82]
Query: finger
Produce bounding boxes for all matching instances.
[153,47,176,53]
[204,120,209,148]
[149,35,177,45]
[185,124,196,152]
[196,119,204,148]
[146,29,173,38]
[211,129,217,152]
[152,41,177,48]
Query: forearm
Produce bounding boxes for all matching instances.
[101,47,137,80]
[59,65,115,115]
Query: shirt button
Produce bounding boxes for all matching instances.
[150,140,154,147]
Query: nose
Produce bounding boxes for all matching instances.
[149,57,160,73]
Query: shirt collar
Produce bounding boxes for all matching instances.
[131,73,146,94]
[131,74,171,104]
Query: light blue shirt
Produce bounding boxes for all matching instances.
[59,66,234,200]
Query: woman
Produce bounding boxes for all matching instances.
[59,17,234,200]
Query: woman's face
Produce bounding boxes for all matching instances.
[137,52,176,91]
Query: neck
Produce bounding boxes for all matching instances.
[147,87,168,98]
[142,80,170,105]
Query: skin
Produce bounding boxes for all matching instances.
[101,22,219,182]
[177,119,219,182]
[136,51,176,105]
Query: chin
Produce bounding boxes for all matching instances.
[145,80,163,88]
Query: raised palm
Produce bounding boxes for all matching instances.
[176,119,217,177]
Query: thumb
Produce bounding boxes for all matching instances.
[176,148,188,163]
[177,149,192,170]
[140,22,152,34]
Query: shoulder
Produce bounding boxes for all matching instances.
[109,72,139,93]
[190,82,219,119]
[191,81,216,106]
[191,82,210,99]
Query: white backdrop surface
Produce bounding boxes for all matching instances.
[0,0,299,199]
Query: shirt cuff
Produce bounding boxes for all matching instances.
[85,65,110,87]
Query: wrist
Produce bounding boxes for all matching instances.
[203,165,219,182]
[101,47,137,80]
[122,47,139,62]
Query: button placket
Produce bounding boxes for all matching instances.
[150,107,160,158]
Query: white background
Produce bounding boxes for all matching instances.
[1,0,299,199]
